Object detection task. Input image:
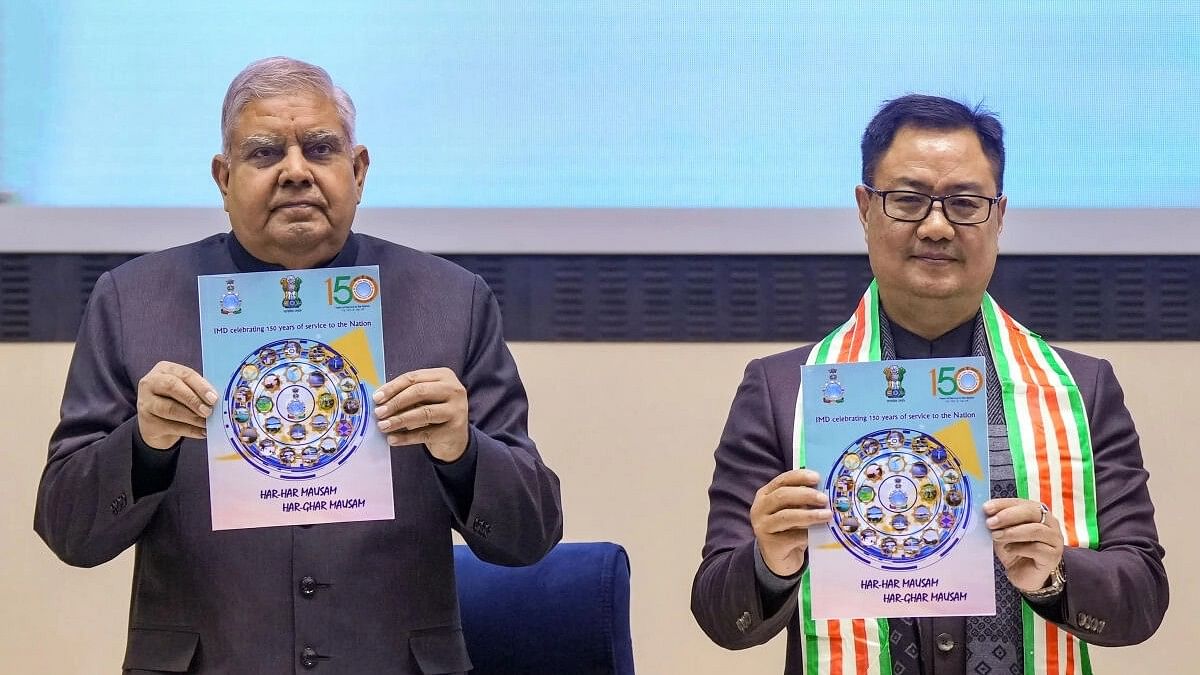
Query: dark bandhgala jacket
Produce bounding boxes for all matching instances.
[35,232,564,674]
[692,343,1167,674]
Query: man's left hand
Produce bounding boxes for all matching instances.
[373,368,469,462]
[984,498,1065,593]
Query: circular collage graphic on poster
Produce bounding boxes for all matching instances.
[824,428,972,571]
[222,338,370,480]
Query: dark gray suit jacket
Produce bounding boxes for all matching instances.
[35,233,564,674]
[691,342,1167,674]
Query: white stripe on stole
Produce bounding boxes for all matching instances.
[1032,616,1050,675]
[864,621,884,675]
[836,619,854,675]
[814,619,833,674]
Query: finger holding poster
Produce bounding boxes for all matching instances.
[801,357,995,619]
[199,265,394,530]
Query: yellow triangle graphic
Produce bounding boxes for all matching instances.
[931,419,983,480]
[329,327,382,388]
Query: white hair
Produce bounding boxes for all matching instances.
[220,56,357,155]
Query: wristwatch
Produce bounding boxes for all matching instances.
[1022,560,1066,600]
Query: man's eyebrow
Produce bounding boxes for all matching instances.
[888,177,934,192]
[940,181,990,195]
[239,134,283,151]
[891,177,990,194]
[301,129,345,146]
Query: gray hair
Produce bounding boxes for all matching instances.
[220,56,357,155]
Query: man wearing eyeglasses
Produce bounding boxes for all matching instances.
[692,94,1167,674]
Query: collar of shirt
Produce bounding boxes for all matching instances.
[884,310,977,360]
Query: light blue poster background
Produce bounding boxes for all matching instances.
[802,357,996,619]
[198,265,394,530]
[4,3,1196,208]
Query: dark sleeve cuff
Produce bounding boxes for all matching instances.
[429,430,480,517]
[131,424,180,500]
[1023,583,1067,611]
[754,543,802,616]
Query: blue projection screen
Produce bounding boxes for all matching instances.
[1,1,1196,252]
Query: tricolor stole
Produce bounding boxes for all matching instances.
[793,281,1099,675]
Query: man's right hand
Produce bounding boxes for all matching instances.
[750,469,832,577]
[136,361,218,450]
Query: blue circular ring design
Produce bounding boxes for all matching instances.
[824,427,972,571]
[222,338,369,480]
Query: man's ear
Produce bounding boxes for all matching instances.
[995,194,1007,235]
[854,184,872,237]
[212,155,231,210]
[351,145,370,202]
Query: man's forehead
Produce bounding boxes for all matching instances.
[231,93,344,140]
[875,126,995,190]
[887,126,986,157]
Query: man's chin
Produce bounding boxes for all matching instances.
[258,222,348,267]
[269,221,343,245]
[901,274,968,301]
[268,219,328,239]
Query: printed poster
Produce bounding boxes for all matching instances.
[801,357,995,619]
[199,266,394,530]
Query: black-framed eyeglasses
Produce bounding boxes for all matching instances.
[864,186,1002,225]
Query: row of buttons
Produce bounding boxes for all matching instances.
[1077,612,1107,634]
[292,510,492,669]
[471,517,492,538]
[299,575,329,668]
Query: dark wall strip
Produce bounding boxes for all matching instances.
[1,253,1197,342]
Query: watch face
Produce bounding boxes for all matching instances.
[825,428,973,571]
[221,338,369,480]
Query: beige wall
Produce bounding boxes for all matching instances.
[5,342,1193,673]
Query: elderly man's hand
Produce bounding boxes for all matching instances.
[750,469,832,578]
[373,368,470,462]
[136,361,217,450]
[985,498,1066,593]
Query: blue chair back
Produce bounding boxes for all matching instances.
[453,541,634,675]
